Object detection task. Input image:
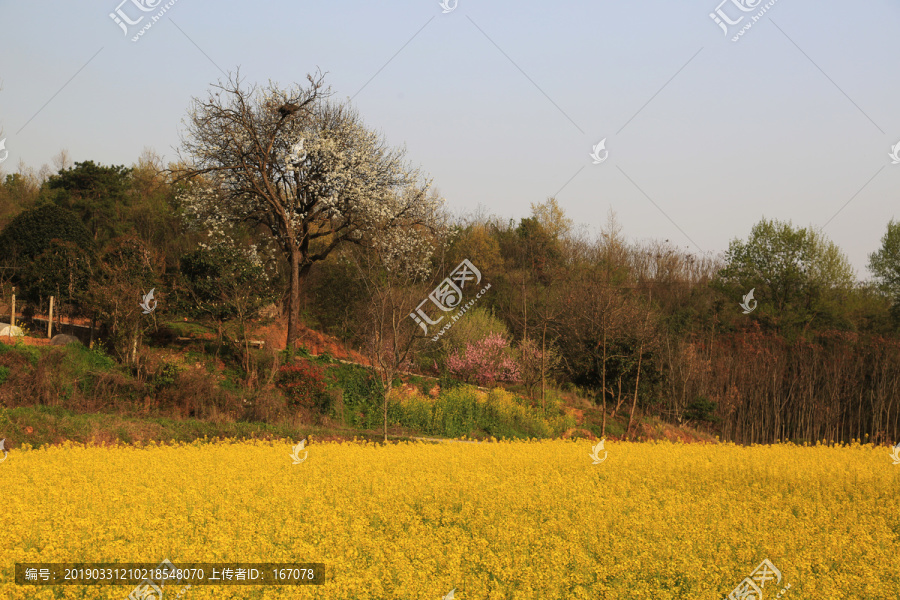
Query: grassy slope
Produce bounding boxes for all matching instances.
[0,319,718,449]
[1,405,414,449]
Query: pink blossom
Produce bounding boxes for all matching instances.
[447,332,521,386]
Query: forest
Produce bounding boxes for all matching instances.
[0,73,898,447]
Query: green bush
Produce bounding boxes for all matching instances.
[153,363,181,390]
[685,396,720,423]
[279,345,312,365]
[21,239,95,309]
[0,365,10,386]
[437,373,464,392]
[180,242,275,322]
[0,203,95,264]
[325,362,383,428]
[316,351,336,364]
[0,340,42,366]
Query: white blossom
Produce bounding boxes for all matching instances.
[176,71,447,298]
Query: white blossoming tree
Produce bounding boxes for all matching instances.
[176,70,444,347]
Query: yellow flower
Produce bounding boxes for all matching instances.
[0,439,895,598]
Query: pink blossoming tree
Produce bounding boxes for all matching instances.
[446,332,521,386]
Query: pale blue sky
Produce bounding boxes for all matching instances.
[0,0,897,278]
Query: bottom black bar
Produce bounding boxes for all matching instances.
[15,563,329,585]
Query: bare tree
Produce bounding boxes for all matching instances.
[52,149,73,173]
[625,289,657,440]
[85,236,159,367]
[176,70,443,348]
[347,215,445,441]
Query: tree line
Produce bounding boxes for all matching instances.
[0,70,898,444]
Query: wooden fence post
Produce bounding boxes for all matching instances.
[48,296,54,339]
[10,290,15,329]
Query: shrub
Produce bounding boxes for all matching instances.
[479,388,554,439]
[389,388,433,432]
[431,386,480,438]
[437,373,464,392]
[242,387,288,424]
[279,345,312,365]
[152,363,181,390]
[21,239,95,310]
[316,351,336,364]
[0,203,95,264]
[180,242,275,322]
[325,362,383,428]
[446,333,520,386]
[277,360,328,411]
[158,368,240,420]
[685,396,720,423]
[417,306,508,372]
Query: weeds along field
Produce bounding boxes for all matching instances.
[1,439,898,600]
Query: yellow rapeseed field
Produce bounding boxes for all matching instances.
[1,438,898,599]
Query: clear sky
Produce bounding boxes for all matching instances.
[0,0,897,279]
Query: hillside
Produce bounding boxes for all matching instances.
[0,313,716,450]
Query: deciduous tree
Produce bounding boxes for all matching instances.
[868,218,900,323]
[176,70,443,348]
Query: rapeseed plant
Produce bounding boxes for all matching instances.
[1,438,897,599]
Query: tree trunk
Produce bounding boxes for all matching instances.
[215,320,223,360]
[131,334,138,366]
[601,390,607,436]
[601,321,608,432]
[286,247,303,348]
[627,339,645,440]
[541,322,547,412]
[613,375,625,416]
[522,275,527,342]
